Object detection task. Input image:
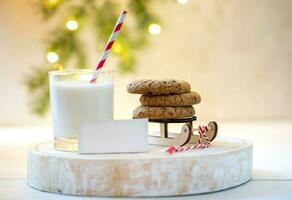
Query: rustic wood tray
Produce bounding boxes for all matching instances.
[27,138,252,197]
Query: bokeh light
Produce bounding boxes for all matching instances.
[66,20,78,31]
[112,42,123,54]
[53,63,63,71]
[46,52,59,63]
[44,0,60,8]
[177,0,188,5]
[148,23,161,35]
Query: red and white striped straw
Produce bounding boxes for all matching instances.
[90,10,128,83]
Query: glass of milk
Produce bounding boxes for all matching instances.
[49,69,114,151]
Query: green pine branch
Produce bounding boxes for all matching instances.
[26,0,161,116]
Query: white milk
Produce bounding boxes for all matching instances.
[50,80,113,139]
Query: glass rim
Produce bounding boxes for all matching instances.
[48,69,114,76]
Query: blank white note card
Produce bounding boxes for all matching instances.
[78,119,148,154]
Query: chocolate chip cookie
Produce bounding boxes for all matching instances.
[140,91,201,107]
[133,105,195,119]
[127,79,191,95]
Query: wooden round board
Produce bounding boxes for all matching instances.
[27,137,253,197]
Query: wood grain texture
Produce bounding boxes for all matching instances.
[27,137,253,197]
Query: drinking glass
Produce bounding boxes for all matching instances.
[49,69,114,151]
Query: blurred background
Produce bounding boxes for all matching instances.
[1,0,292,126]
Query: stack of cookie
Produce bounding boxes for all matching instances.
[127,79,201,119]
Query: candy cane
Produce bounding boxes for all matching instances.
[165,125,210,155]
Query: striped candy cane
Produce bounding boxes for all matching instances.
[90,10,128,83]
[166,125,210,155]
[199,125,210,146]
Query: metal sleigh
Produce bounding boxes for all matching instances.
[148,116,218,146]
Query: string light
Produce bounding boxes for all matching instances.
[46,52,59,63]
[66,20,79,31]
[177,0,188,5]
[148,23,161,35]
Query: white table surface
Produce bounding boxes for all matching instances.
[0,120,292,199]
